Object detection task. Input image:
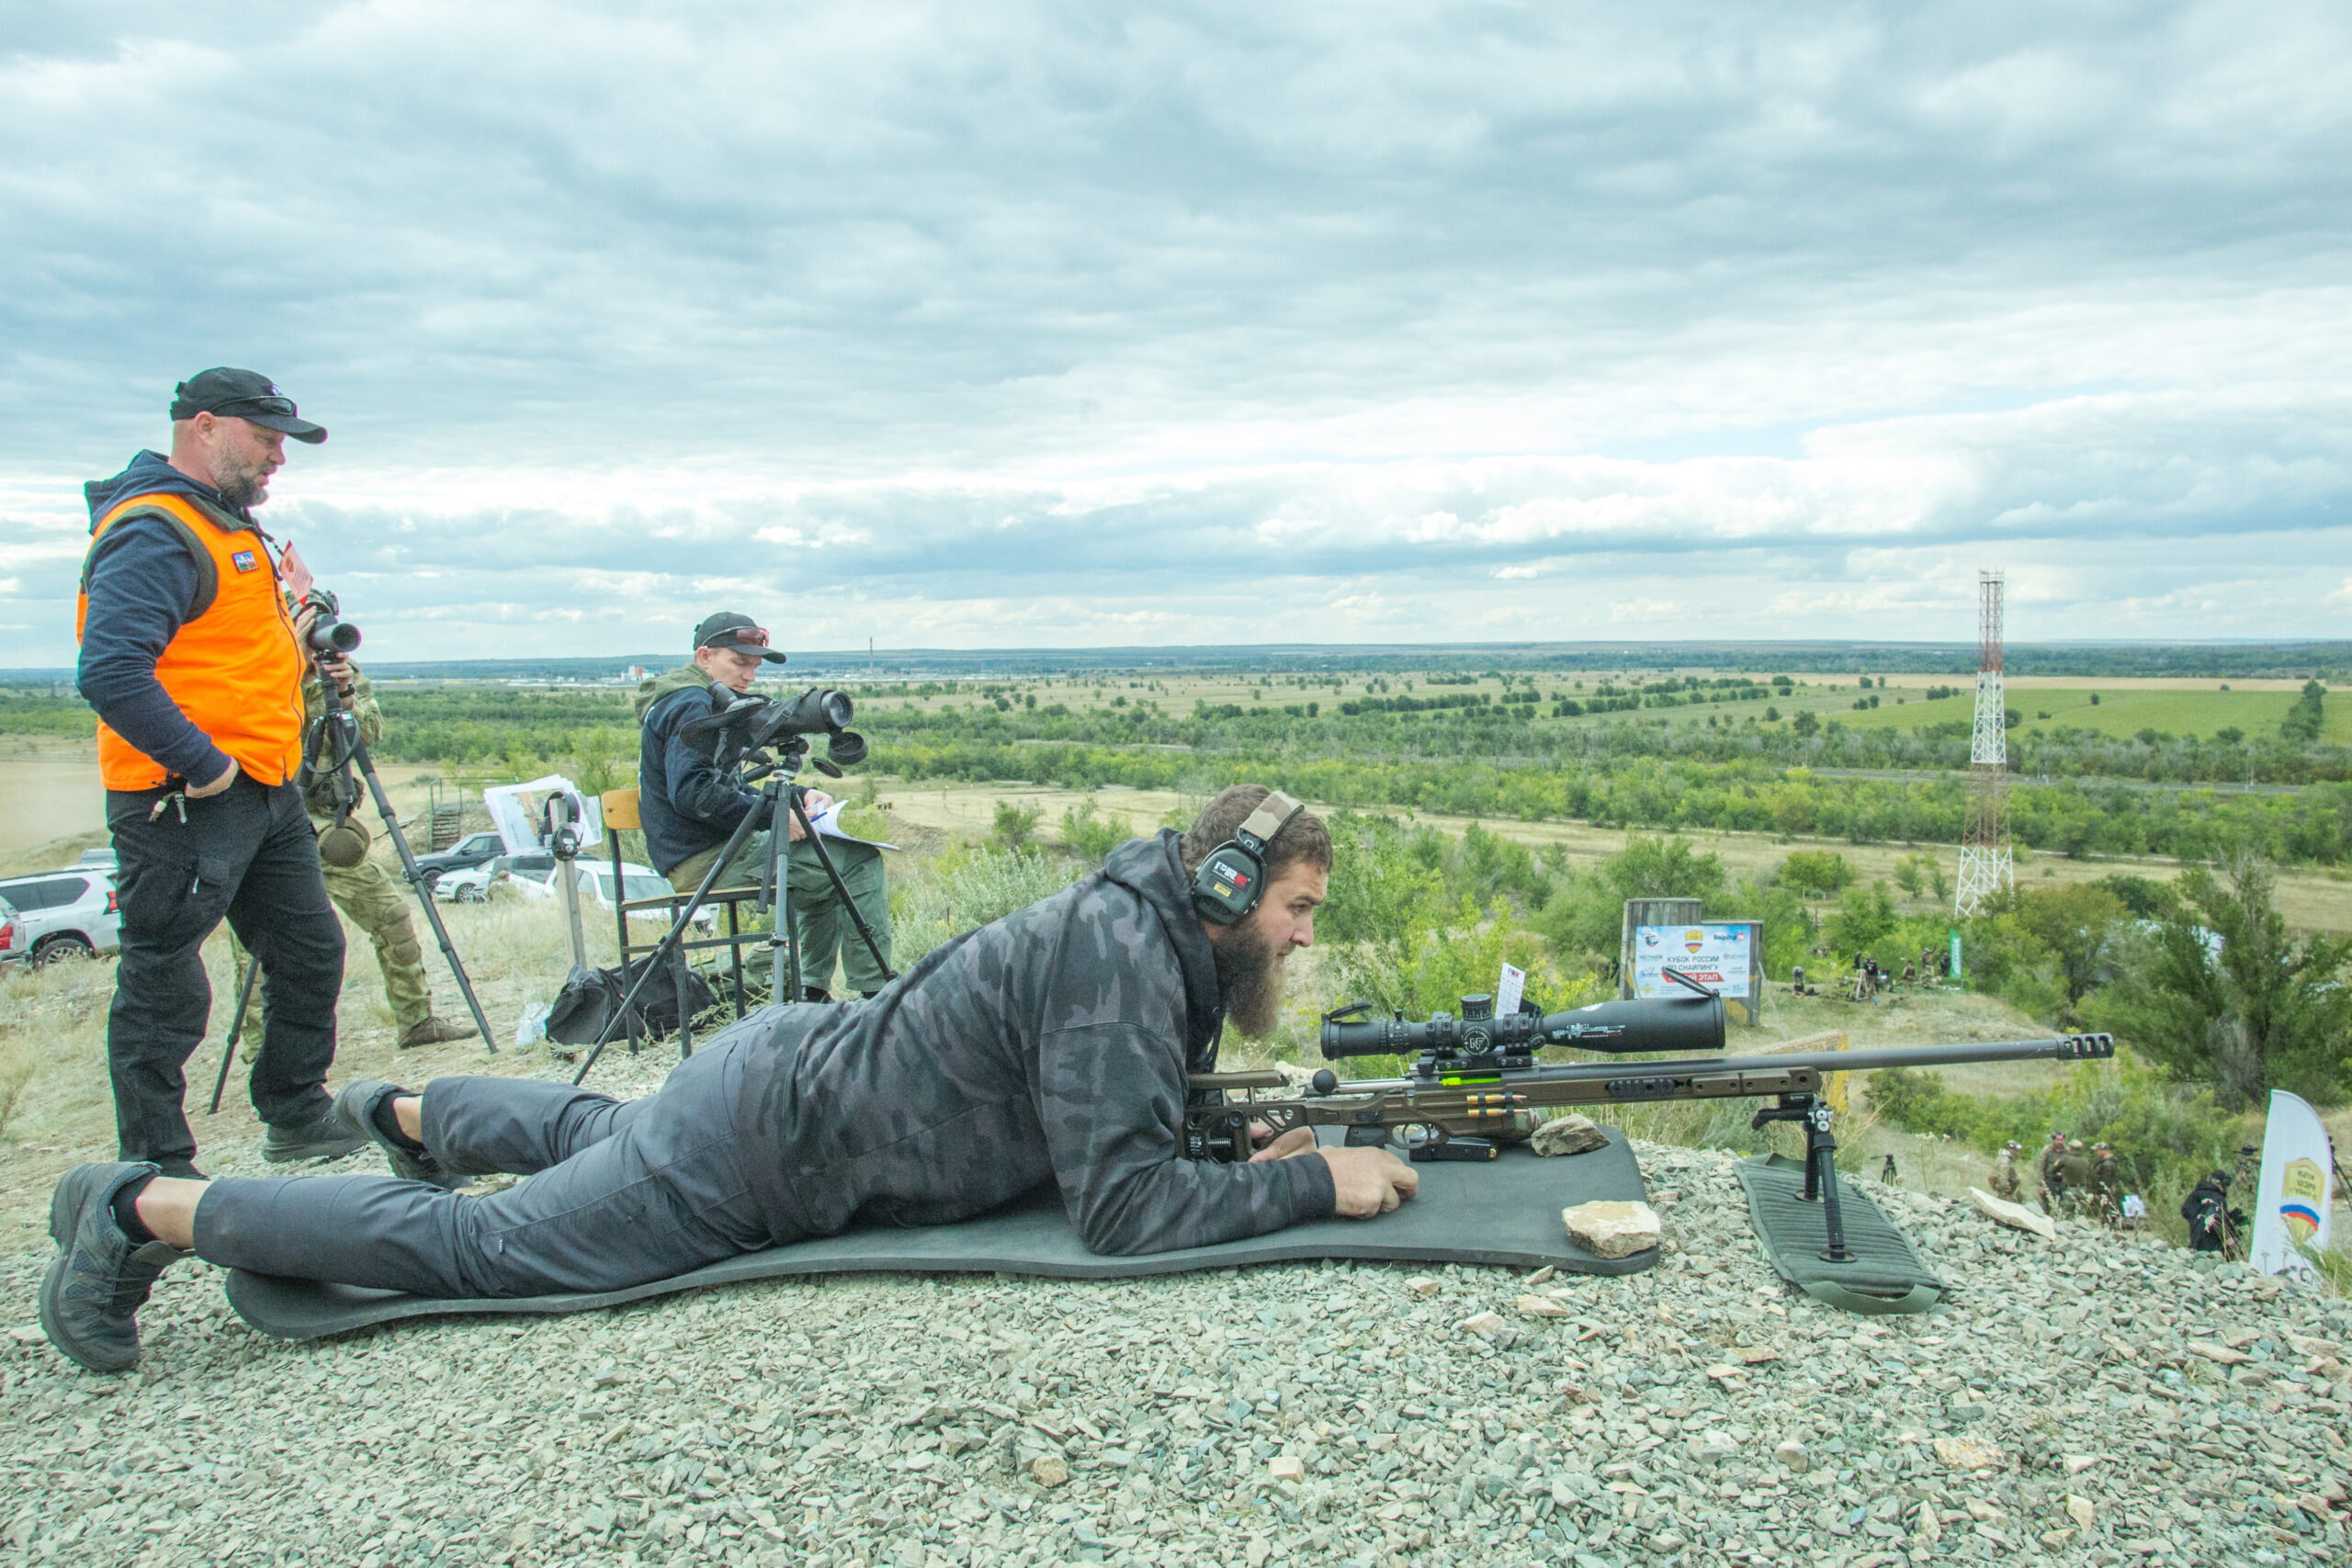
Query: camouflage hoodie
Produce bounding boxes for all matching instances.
[732,830,1337,1255]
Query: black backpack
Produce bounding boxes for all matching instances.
[546,956,718,1047]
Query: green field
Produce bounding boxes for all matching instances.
[1833,684,2347,745]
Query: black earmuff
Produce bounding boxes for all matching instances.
[1191,790,1305,924]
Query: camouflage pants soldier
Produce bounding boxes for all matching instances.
[669,832,892,996]
[234,851,433,1036]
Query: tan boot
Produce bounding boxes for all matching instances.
[398,1016,480,1049]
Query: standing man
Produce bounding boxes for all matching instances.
[1989,1140,2025,1202]
[232,663,477,1050]
[2088,1141,2122,1227]
[75,369,365,1178]
[2037,1131,2069,1211]
[634,613,892,999]
[2057,1137,2095,1218]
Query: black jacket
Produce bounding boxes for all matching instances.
[634,666,763,876]
[731,831,1337,1255]
[77,452,263,784]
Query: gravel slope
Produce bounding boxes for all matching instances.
[4,1100,2348,1568]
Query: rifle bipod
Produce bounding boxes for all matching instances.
[1751,1093,1854,1264]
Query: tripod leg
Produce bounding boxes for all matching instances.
[345,733,499,1052]
[786,792,896,986]
[763,794,798,1001]
[571,788,774,1084]
[1810,1111,1853,1263]
[673,938,695,1060]
[207,957,265,1115]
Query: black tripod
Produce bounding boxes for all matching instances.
[1753,1094,1855,1263]
[571,739,891,1085]
[208,676,498,1113]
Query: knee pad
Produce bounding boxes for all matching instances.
[317,818,373,868]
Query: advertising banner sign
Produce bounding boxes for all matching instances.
[2250,1089,2336,1278]
[1631,922,1755,999]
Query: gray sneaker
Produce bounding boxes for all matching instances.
[333,1079,467,1189]
[260,1106,369,1164]
[39,1163,187,1374]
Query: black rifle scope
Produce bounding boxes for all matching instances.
[1320,989,1725,1060]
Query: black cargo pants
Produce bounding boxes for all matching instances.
[106,773,345,1168]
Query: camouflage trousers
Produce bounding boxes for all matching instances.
[668,833,892,996]
[234,848,433,1035]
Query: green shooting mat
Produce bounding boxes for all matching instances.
[225,1129,1657,1341]
[1734,1154,1946,1316]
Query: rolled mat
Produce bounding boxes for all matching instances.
[227,1128,1657,1340]
[1733,1153,1945,1316]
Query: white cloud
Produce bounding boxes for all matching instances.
[3,3,2350,662]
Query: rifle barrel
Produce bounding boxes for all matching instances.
[1201,1034,2112,1100]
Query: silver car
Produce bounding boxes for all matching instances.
[0,866,121,964]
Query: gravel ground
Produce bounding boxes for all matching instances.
[4,1059,2348,1568]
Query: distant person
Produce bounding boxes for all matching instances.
[1990,1141,2024,1202]
[635,612,892,999]
[232,663,476,1050]
[1880,1153,1899,1185]
[2057,1137,2095,1217]
[2089,1142,2123,1225]
[1900,959,1917,990]
[2181,1171,2241,1254]
[2037,1132,2069,1210]
[74,369,365,1178]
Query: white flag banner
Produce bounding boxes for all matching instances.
[1495,963,1525,1018]
[484,774,604,854]
[2249,1089,2335,1278]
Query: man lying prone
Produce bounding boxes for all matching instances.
[40,786,1418,1372]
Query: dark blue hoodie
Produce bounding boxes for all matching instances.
[77,451,265,788]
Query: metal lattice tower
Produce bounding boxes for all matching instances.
[1955,570,2013,916]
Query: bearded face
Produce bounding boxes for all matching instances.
[1214,914,1285,1040]
[212,441,273,509]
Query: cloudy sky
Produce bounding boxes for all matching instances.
[4,1,2348,665]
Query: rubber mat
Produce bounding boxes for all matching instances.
[226,1129,1657,1340]
[1734,1153,1945,1315]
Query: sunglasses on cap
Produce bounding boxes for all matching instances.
[707,626,770,648]
[218,395,300,419]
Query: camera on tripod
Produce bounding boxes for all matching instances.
[300,588,361,657]
[682,685,867,774]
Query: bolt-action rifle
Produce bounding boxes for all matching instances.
[1184,979,2114,1263]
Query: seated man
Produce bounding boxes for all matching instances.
[635,611,892,999]
[40,786,1419,1373]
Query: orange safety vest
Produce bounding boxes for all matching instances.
[74,491,306,791]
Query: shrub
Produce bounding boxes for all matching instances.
[2083,852,2352,1106]
[889,844,1081,966]
[1058,797,1131,863]
[991,800,1045,851]
[1777,850,1855,897]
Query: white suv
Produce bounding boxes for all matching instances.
[0,866,122,964]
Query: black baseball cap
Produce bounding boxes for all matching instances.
[694,612,787,663]
[169,367,327,444]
